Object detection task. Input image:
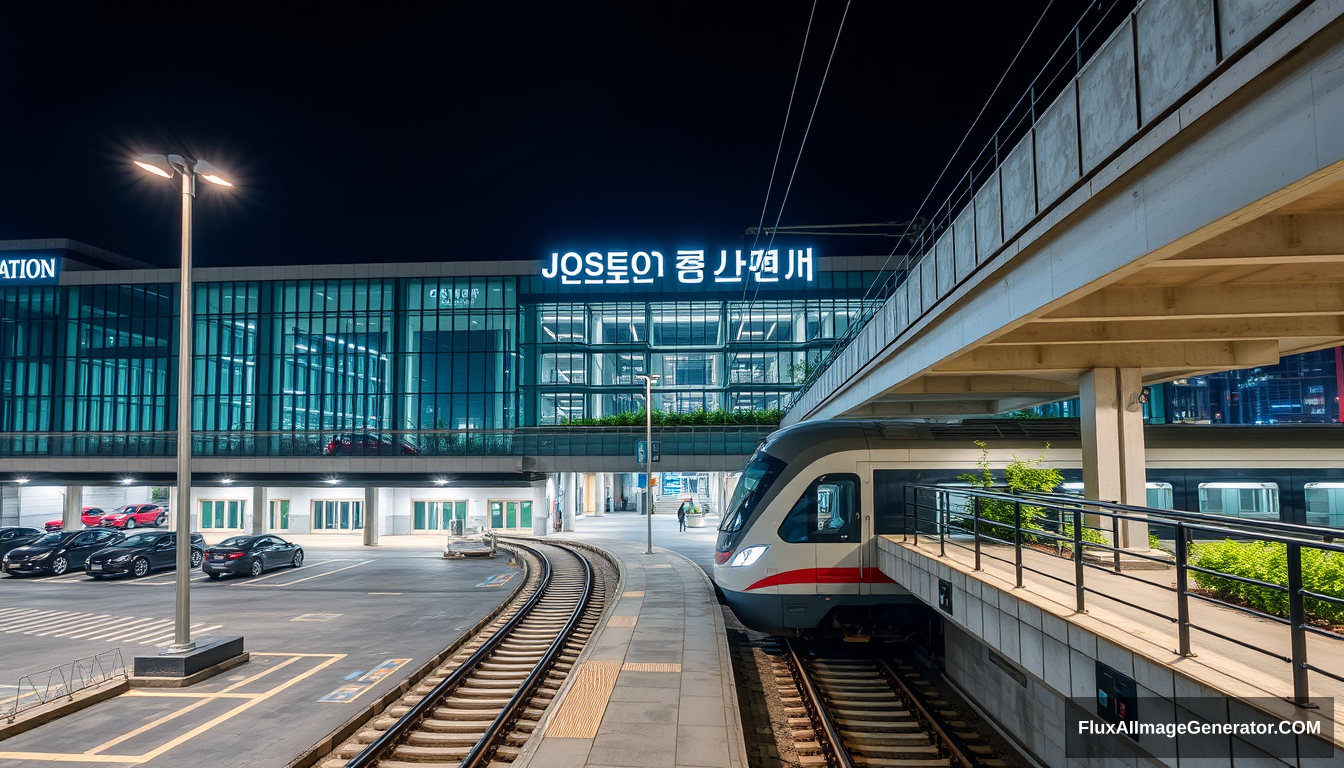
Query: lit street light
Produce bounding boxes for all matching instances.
[134,153,232,654]
[635,373,660,555]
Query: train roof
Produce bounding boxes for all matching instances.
[757,419,1344,465]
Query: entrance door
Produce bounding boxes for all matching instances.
[313,500,363,531]
[489,501,527,531]
[778,474,862,596]
[489,501,504,529]
[269,500,290,530]
[505,502,519,528]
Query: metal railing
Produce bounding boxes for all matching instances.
[902,484,1344,707]
[0,425,774,459]
[4,649,127,723]
[784,0,1311,418]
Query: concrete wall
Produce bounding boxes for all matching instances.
[878,537,1340,767]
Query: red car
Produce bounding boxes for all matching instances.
[44,507,107,532]
[99,504,168,529]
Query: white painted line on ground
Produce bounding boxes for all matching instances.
[3,610,81,633]
[48,614,140,638]
[225,559,351,586]
[237,560,373,588]
[33,614,114,636]
[94,619,174,643]
[63,616,158,641]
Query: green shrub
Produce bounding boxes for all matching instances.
[958,440,1065,544]
[560,409,782,427]
[1191,539,1344,624]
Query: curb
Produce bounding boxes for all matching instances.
[0,679,130,742]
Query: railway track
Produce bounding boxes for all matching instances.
[769,638,1010,768]
[319,540,611,768]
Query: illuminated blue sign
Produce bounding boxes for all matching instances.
[0,257,59,284]
[541,248,815,286]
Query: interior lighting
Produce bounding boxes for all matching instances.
[325,477,341,485]
[434,478,448,486]
[221,477,234,485]
[121,477,135,485]
[15,477,29,484]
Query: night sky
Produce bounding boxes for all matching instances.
[0,2,1122,269]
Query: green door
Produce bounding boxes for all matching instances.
[505,502,518,529]
[520,501,533,528]
[490,501,504,529]
[270,500,290,530]
[452,501,467,522]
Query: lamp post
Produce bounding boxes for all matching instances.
[134,153,232,654]
[635,373,659,555]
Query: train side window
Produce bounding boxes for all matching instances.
[778,474,859,543]
[1198,482,1279,521]
[1305,483,1344,529]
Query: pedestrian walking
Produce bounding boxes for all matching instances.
[677,497,690,532]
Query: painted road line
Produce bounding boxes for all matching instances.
[228,559,351,585]
[131,574,210,585]
[291,613,343,622]
[220,654,303,692]
[367,591,402,595]
[3,610,82,632]
[66,616,166,641]
[93,619,174,643]
[3,612,94,634]
[239,560,373,588]
[84,697,214,755]
[33,614,116,636]
[49,614,145,638]
[0,607,42,619]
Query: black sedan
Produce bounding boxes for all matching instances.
[84,531,207,579]
[0,527,45,559]
[202,535,304,579]
[1,528,124,576]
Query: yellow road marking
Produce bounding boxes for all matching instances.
[238,560,372,588]
[123,691,257,699]
[544,661,622,738]
[85,697,212,755]
[0,753,139,763]
[220,654,302,692]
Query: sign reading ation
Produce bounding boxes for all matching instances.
[541,248,815,286]
[0,257,59,284]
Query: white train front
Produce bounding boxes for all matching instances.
[712,419,1344,637]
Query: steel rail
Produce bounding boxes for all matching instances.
[783,638,856,768]
[874,657,978,768]
[459,547,596,768]
[342,542,552,768]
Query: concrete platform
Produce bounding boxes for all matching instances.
[512,533,749,768]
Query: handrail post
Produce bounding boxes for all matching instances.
[1073,507,1085,613]
[972,495,982,571]
[1111,514,1122,573]
[1174,523,1192,657]
[1286,542,1311,706]
[1014,500,1024,588]
[938,491,946,558]
[911,487,919,546]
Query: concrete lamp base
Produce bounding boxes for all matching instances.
[132,636,247,688]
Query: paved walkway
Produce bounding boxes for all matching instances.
[510,525,748,768]
[893,534,1344,710]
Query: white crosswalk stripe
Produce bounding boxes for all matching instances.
[0,608,225,645]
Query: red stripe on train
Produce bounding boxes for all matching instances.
[745,568,897,591]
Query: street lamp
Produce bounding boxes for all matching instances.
[634,373,660,555]
[135,153,233,654]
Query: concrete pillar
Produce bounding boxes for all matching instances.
[1080,367,1149,552]
[63,485,83,530]
[531,480,549,536]
[562,473,576,532]
[251,485,266,535]
[584,473,598,516]
[363,486,379,546]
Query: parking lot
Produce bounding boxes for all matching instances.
[0,535,519,767]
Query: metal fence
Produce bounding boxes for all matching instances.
[902,484,1344,706]
[0,425,774,459]
[3,648,127,723]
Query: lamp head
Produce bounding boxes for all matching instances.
[133,154,173,178]
[193,158,234,187]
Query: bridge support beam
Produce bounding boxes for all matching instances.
[1080,368,1149,554]
[251,485,266,535]
[63,484,83,530]
[562,473,576,532]
[363,485,379,546]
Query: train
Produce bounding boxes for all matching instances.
[711,419,1344,637]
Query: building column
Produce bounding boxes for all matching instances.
[251,485,266,535]
[363,486,379,546]
[585,473,599,516]
[562,473,576,532]
[63,485,83,530]
[531,480,549,536]
[1080,367,1149,552]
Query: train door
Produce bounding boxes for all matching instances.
[778,473,862,596]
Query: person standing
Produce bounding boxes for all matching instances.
[677,498,689,532]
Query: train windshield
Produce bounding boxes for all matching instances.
[717,453,787,549]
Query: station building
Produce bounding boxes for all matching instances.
[0,239,892,537]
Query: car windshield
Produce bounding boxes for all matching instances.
[108,505,136,515]
[217,537,253,548]
[34,533,65,545]
[114,533,162,548]
[717,452,788,542]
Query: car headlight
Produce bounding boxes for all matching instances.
[32,551,52,561]
[112,555,131,563]
[728,545,769,567]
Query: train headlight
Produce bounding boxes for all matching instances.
[728,545,768,567]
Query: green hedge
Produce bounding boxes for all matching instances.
[1191,539,1344,624]
[560,409,781,427]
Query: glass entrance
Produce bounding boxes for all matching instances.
[269,499,290,530]
[312,499,364,531]
[414,500,467,531]
[201,500,244,530]
[489,500,532,531]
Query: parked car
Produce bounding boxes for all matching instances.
[202,535,304,579]
[99,503,168,529]
[323,433,419,456]
[0,527,45,558]
[84,531,207,578]
[1,528,124,576]
[43,507,107,532]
